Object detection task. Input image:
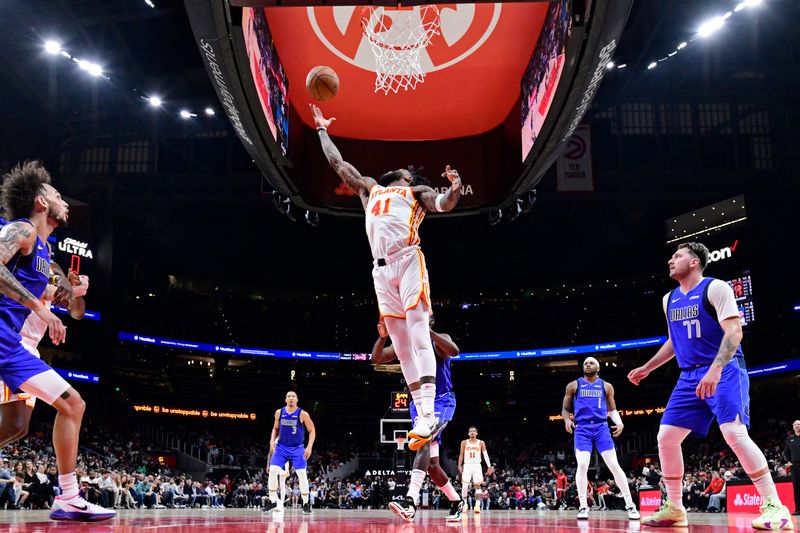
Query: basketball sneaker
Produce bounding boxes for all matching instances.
[474,503,481,514]
[752,498,793,530]
[389,496,417,523]
[49,495,116,522]
[627,506,641,520]
[576,507,589,520]
[446,499,464,521]
[262,500,284,513]
[408,414,439,442]
[641,501,687,527]
[302,503,312,515]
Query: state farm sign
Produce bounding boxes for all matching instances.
[727,481,795,514]
[639,489,662,512]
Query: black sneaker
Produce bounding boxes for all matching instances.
[388,496,416,523]
[446,499,465,521]
[302,503,312,514]
[262,501,278,512]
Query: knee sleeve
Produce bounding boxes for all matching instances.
[296,469,310,496]
[386,320,420,385]
[268,465,282,492]
[719,419,767,474]
[575,451,590,503]
[600,449,631,497]
[406,307,436,378]
[657,424,691,477]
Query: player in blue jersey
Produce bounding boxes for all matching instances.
[629,242,792,529]
[372,316,464,523]
[264,390,316,514]
[0,162,114,521]
[562,356,639,520]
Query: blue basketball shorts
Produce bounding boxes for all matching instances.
[574,421,615,453]
[660,358,750,437]
[270,443,306,470]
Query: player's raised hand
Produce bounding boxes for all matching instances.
[377,320,388,339]
[696,366,722,400]
[611,424,624,438]
[627,366,650,385]
[309,103,336,130]
[564,418,575,434]
[441,165,461,191]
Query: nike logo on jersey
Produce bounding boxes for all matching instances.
[37,246,44,250]
[671,298,680,303]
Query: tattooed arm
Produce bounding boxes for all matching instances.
[310,104,377,208]
[695,317,743,400]
[0,221,40,307]
[0,221,67,344]
[711,317,743,368]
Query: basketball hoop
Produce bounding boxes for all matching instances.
[360,5,441,95]
[393,429,408,450]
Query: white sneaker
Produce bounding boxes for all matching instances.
[408,414,439,440]
[49,495,116,522]
[627,507,641,520]
[577,507,589,520]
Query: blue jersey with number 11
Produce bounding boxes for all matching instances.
[278,407,304,447]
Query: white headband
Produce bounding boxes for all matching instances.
[583,357,600,367]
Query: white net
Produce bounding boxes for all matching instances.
[360,5,441,95]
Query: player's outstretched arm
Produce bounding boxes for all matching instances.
[65,270,88,320]
[413,165,462,213]
[561,381,576,433]
[310,104,376,201]
[627,337,675,385]
[430,331,459,358]
[49,262,74,307]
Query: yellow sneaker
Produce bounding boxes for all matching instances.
[641,501,688,527]
[752,498,794,530]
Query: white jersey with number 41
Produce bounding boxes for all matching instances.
[365,185,424,260]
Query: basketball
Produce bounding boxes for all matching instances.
[306,66,339,102]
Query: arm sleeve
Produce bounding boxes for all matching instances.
[707,279,741,322]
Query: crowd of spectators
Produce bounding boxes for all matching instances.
[1,411,795,514]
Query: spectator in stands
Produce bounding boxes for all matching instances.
[349,483,364,509]
[707,471,731,512]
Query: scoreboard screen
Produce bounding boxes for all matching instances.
[390,391,410,413]
[727,273,755,326]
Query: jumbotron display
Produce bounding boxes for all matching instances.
[186,0,634,215]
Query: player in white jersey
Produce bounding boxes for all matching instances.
[312,104,463,445]
[458,426,493,513]
[0,264,88,446]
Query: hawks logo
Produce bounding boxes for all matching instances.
[307,4,502,74]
